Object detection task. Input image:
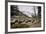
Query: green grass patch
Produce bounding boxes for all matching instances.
[11,24,30,28]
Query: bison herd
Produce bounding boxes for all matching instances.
[10,16,41,28]
[11,18,39,26]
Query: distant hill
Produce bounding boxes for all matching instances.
[11,10,28,17]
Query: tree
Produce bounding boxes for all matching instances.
[34,6,36,17]
[38,6,41,17]
[11,5,19,16]
[11,5,28,17]
[31,6,36,18]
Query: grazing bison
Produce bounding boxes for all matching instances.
[32,20,35,23]
[15,19,18,23]
[26,20,31,23]
[23,20,25,22]
[25,20,28,23]
[18,20,25,24]
[11,19,15,26]
[32,19,37,24]
[28,20,31,22]
[11,19,16,25]
[18,20,22,24]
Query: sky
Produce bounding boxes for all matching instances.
[17,5,38,17]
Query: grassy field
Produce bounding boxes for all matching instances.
[11,16,41,29]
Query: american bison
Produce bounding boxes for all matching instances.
[26,20,31,23]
